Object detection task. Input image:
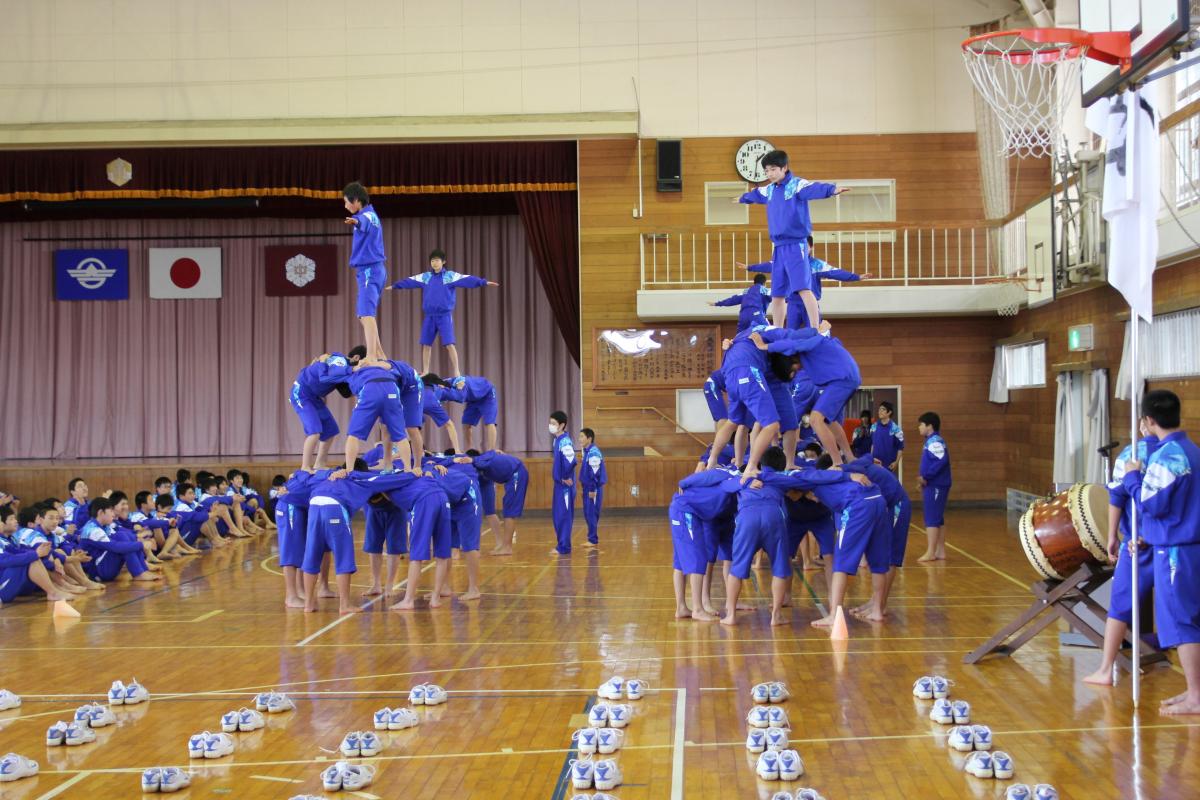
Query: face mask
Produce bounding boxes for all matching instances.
[548,424,560,436]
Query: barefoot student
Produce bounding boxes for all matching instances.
[917,411,951,562]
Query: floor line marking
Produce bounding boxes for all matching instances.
[910,524,1028,590]
[190,609,224,623]
[32,771,91,800]
[250,774,303,784]
[295,561,436,647]
[671,687,686,800]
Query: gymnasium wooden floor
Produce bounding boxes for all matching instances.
[0,510,1197,799]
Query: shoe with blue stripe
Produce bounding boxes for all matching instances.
[764,726,788,751]
[358,732,382,757]
[796,790,827,800]
[141,768,162,793]
[765,706,788,728]
[409,685,428,705]
[187,733,209,759]
[46,722,69,747]
[587,704,610,728]
[912,676,934,699]
[951,700,970,724]
[1005,785,1032,800]
[107,681,126,706]
[596,728,624,755]
[157,767,191,793]
[388,708,420,730]
[592,759,622,791]
[606,704,631,728]
[768,682,789,703]
[238,708,264,732]
[747,707,771,728]
[569,757,594,789]
[751,683,771,704]
[573,728,599,755]
[64,723,96,746]
[947,726,974,752]
[755,751,780,780]
[220,711,240,733]
[991,751,1014,780]
[1033,785,1059,800]
[0,690,20,711]
[746,729,767,753]
[929,699,954,724]
[971,725,993,750]
[373,707,392,730]
[597,676,624,701]
[777,749,804,781]
[931,676,952,699]
[339,732,362,758]
[964,751,993,778]
[625,678,647,701]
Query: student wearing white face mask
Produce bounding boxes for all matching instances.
[549,411,577,556]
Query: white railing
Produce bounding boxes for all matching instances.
[639,226,1008,290]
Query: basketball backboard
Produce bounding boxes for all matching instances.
[1080,0,1191,106]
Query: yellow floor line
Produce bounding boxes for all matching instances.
[189,609,224,623]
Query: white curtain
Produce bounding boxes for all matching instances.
[1053,372,1081,485]
[1115,319,1150,401]
[1085,369,1110,485]
[989,345,1010,403]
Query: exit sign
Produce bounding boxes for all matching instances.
[1068,324,1094,352]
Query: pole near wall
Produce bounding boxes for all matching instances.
[1129,317,1141,708]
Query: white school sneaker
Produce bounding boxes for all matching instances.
[777,749,804,781]
[268,694,296,713]
[771,793,795,800]
[766,707,789,728]
[1005,785,1032,800]
[220,710,241,734]
[764,726,789,752]
[321,763,345,791]
[755,750,781,780]
[373,707,392,730]
[142,768,163,793]
[64,723,96,746]
[592,759,622,791]
[203,732,235,759]
[0,753,39,782]
[124,678,150,704]
[912,676,934,700]
[573,728,600,755]
[991,751,1015,780]
[238,708,265,732]
[358,732,382,757]
[1033,785,1059,800]
[929,699,954,724]
[751,683,772,704]
[971,725,993,751]
[340,732,362,758]
[947,726,974,752]
[569,757,594,789]
[931,676,952,699]
[388,708,420,730]
[253,692,276,711]
[598,676,624,701]
[0,690,21,711]
[573,795,619,800]
[423,684,448,705]
[796,790,828,800]
[340,763,376,791]
[768,682,790,703]
[625,678,647,701]
[607,704,631,728]
[108,680,127,705]
[746,729,767,753]
[951,700,970,724]
[596,728,624,755]
[587,704,610,728]
[409,684,428,705]
[46,722,69,747]
[187,733,210,759]
[747,706,771,728]
[86,704,116,728]
[964,751,994,778]
[157,767,192,793]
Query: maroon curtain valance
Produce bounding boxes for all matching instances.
[0,141,576,203]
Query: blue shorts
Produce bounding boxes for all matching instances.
[703,381,728,422]
[832,494,891,575]
[501,464,529,518]
[767,379,798,433]
[364,503,408,556]
[891,496,912,567]
[770,241,811,299]
[348,381,408,440]
[420,313,455,346]
[730,503,792,580]
[451,504,482,552]
[669,500,708,576]
[408,494,452,562]
[922,485,949,528]
[706,516,734,563]
[1153,544,1200,648]
[480,480,497,516]
[725,365,779,428]
[400,379,424,429]
[0,563,35,603]
[785,294,812,329]
[791,382,819,419]
[302,501,356,575]
[291,392,339,441]
[355,263,386,318]
[425,400,450,428]
[1109,539,1154,625]
[788,507,834,558]
[462,390,499,426]
[812,377,858,421]
[276,502,308,569]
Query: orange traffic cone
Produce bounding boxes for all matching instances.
[53,600,80,618]
[830,605,849,641]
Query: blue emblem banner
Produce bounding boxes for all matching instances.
[55,250,129,301]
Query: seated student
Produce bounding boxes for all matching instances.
[917,411,952,562]
[385,248,498,375]
[709,273,771,331]
[579,427,607,547]
[197,478,252,539]
[426,457,483,601]
[1084,426,1159,686]
[63,477,90,531]
[153,476,173,503]
[108,491,165,566]
[0,505,74,605]
[671,464,739,621]
[843,452,912,621]
[432,373,499,453]
[267,474,287,517]
[215,475,264,536]
[168,483,226,549]
[29,502,105,590]
[228,470,274,530]
[172,469,191,501]
[871,401,905,472]
[344,358,416,476]
[453,449,527,556]
[130,491,190,559]
[290,350,360,473]
[15,506,87,595]
[275,469,333,610]
[1120,389,1200,716]
[78,498,161,583]
[422,382,462,453]
[850,411,873,458]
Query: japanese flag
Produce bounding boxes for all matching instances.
[149,248,222,299]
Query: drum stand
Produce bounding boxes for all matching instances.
[963,561,1168,670]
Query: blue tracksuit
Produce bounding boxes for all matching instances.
[739,173,838,298]
[346,365,407,441]
[580,444,607,544]
[700,443,735,468]
[446,375,498,427]
[920,433,952,527]
[703,369,728,422]
[433,468,482,552]
[551,432,577,554]
[422,385,453,428]
[78,520,149,581]
[871,420,905,469]
[845,454,911,567]
[767,328,861,421]
[277,470,329,568]
[386,360,425,430]
[0,537,42,602]
[720,325,801,428]
[1123,430,1200,648]
[63,499,89,530]
[1107,438,1158,625]
[714,284,771,330]
[673,468,739,573]
[472,451,529,519]
[349,203,387,318]
[381,475,452,563]
[850,423,872,457]
[748,258,861,327]
[391,268,490,347]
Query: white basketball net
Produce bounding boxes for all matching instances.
[962,32,1088,159]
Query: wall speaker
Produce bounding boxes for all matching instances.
[656,140,682,192]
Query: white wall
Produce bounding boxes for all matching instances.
[0,0,1018,141]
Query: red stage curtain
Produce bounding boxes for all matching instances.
[515,190,580,365]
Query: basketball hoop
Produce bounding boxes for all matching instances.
[982,276,1031,317]
[962,28,1131,159]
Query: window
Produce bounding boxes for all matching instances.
[705,182,749,225]
[1141,307,1200,379]
[1004,340,1046,389]
[808,179,896,224]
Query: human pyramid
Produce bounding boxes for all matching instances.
[673,149,954,631]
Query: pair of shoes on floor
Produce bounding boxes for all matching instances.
[930,699,970,724]
[964,750,1015,780]
[321,760,376,791]
[141,767,192,793]
[339,731,383,758]
[220,708,265,733]
[1005,784,1058,799]
[751,681,790,704]
[253,692,296,713]
[0,690,21,711]
[108,678,150,705]
[597,675,647,701]
[0,754,38,782]
[747,706,789,729]
[588,702,631,728]
[46,721,96,747]
[756,749,804,781]
[947,724,992,751]
[187,731,235,759]
[72,703,116,728]
[373,707,419,730]
[570,757,622,791]
[572,727,625,755]
[569,795,619,800]
[746,726,789,753]
[409,684,448,705]
[772,790,827,800]
[912,675,952,700]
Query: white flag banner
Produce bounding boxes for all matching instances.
[149,247,222,299]
[1086,88,1159,322]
